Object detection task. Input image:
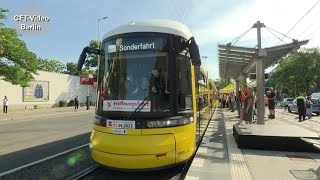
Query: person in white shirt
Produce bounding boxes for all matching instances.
[3,96,8,113]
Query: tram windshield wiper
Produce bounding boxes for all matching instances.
[127,89,156,120]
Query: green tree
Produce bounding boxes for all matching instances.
[39,58,65,73]
[0,9,39,87]
[214,78,228,90]
[84,40,99,70]
[269,48,320,95]
[80,69,96,77]
[65,62,78,75]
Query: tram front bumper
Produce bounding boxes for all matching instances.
[90,130,176,169]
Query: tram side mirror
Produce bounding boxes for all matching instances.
[189,37,201,67]
[77,47,89,71]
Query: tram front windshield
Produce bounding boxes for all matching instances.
[99,36,170,113]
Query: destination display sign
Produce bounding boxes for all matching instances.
[107,37,166,53]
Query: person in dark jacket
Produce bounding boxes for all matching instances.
[296,93,306,122]
[267,87,276,119]
[75,96,80,111]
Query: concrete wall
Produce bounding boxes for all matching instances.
[0,70,96,109]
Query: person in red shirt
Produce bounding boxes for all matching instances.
[237,84,248,124]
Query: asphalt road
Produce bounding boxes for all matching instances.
[0,109,94,173]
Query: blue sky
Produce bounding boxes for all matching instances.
[2,0,320,79]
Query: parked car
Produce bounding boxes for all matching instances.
[288,98,320,116]
[311,92,320,99]
[280,98,294,107]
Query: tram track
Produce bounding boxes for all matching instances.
[1,107,216,180]
[0,144,95,180]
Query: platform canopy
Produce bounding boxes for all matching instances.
[218,40,309,79]
[219,84,233,94]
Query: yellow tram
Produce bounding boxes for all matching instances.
[77,19,216,170]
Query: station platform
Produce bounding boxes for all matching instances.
[185,109,320,180]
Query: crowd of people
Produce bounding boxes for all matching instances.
[218,84,317,124]
[218,85,277,125]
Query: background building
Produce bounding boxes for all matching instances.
[0,70,96,110]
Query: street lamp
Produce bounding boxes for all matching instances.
[84,16,108,110]
[98,16,108,44]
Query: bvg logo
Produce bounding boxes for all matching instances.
[108,45,116,53]
[107,120,112,127]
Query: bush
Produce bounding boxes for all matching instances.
[59,100,67,107]
[68,100,75,106]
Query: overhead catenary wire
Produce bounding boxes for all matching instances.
[162,0,181,23]
[276,0,320,45]
[176,0,192,29]
[303,25,320,40]
[297,8,320,39]
[296,23,315,38]
[161,0,171,16]
[168,0,212,72]
[169,0,212,71]
[169,0,185,24]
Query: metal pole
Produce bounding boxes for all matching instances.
[98,17,108,49]
[241,74,247,85]
[255,21,265,125]
[235,79,239,93]
[98,20,100,45]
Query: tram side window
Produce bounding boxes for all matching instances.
[194,67,200,111]
[177,56,192,111]
[196,71,207,110]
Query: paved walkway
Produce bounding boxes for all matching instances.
[0,106,95,121]
[186,109,320,180]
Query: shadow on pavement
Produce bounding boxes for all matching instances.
[0,132,91,173]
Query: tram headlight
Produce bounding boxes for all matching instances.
[93,118,106,126]
[147,116,193,128]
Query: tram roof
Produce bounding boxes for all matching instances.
[101,19,193,40]
[218,40,308,79]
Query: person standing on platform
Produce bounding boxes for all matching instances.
[267,87,276,119]
[222,95,226,108]
[296,93,306,122]
[237,85,248,124]
[3,96,8,113]
[243,88,254,124]
[306,96,313,119]
[235,90,242,118]
[230,92,235,112]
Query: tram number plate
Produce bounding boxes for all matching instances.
[107,120,135,129]
[112,128,128,135]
